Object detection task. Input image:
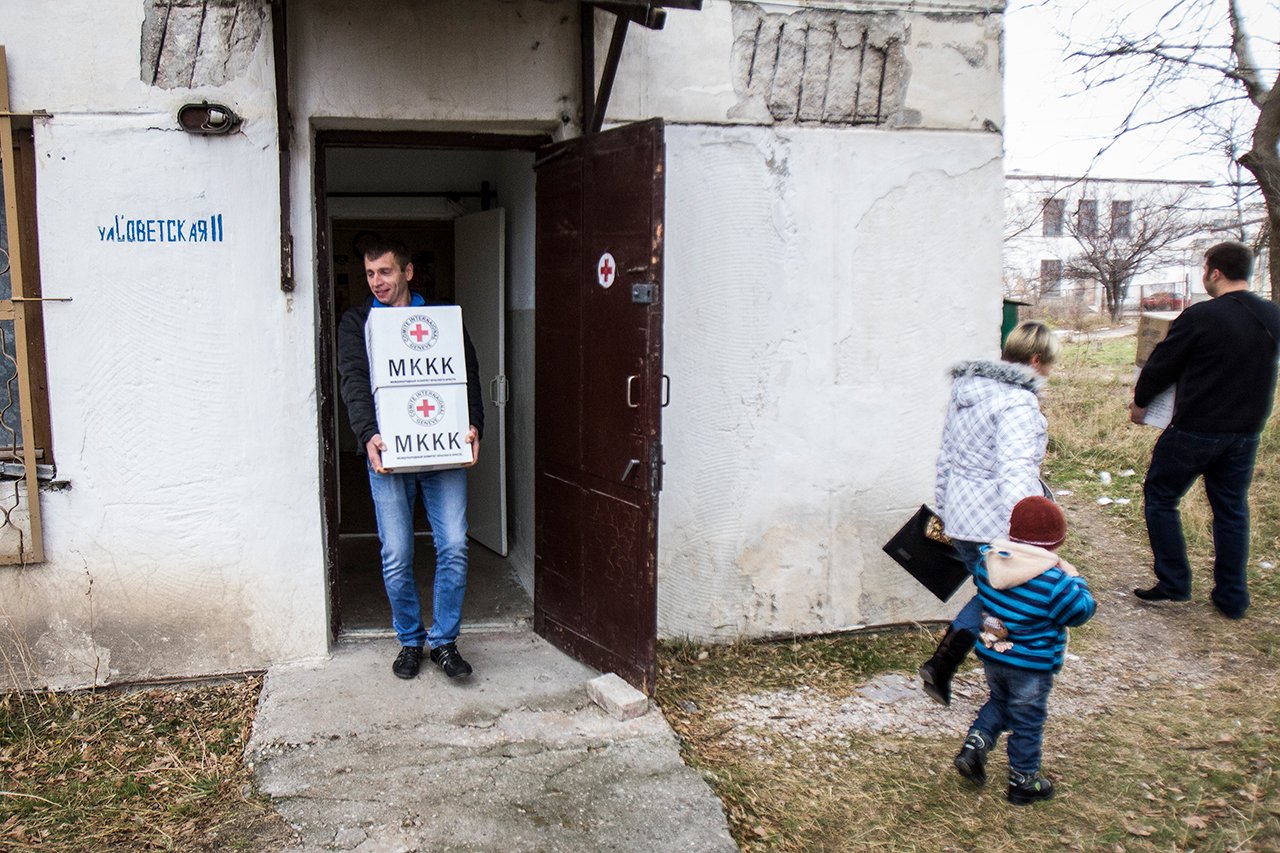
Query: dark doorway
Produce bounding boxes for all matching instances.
[314,132,547,640]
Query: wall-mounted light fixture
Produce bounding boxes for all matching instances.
[177,102,242,135]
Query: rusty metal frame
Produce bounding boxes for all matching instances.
[580,2,702,134]
[0,46,44,563]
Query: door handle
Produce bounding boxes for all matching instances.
[625,374,639,408]
[489,376,509,405]
[621,458,640,481]
[661,374,670,407]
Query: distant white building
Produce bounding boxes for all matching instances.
[1004,174,1267,318]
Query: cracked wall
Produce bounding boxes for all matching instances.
[658,124,1004,640]
[141,0,268,89]
[729,4,910,126]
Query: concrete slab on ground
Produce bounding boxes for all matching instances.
[248,632,738,852]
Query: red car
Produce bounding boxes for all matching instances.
[1141,292,1186,311]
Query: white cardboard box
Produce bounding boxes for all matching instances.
[373,383,473,472]
[365,305,467,389]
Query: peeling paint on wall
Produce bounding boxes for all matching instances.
[730,3,910,126]
[140,0,267,89]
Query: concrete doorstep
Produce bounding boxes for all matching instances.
[247,631,738,853]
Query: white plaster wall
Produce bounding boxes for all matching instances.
[605,0,1003,130]
[290,0,576,132]
[1,3,328,688]
[659,124,1004,640]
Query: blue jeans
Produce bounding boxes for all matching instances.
[971,658,1054,775]
[367,463,469,649]
[950,539,986,634]
[1143,427,1259,618]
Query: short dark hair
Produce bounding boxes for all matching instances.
[1205,241,1253,282]
[361,238,412,270]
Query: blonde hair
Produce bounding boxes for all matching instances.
[1002,320,1061,367]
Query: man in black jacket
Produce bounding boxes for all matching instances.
[1130,241,1280,619]
[337,239,485,679]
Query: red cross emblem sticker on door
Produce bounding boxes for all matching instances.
[597,252,617,289]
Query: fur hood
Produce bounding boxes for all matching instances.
[983,538,1079,590]
[949,359,1043,393]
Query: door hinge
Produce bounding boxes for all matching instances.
[649,440,663,494]
[281,233,295,292]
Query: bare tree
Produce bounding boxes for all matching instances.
[1063,189,1202,321]
[1067,0,1280,298]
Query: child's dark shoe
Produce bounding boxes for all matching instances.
[953,730,991,786]
[1007,769,1055,805]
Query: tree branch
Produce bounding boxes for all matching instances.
[1228,0,1270,106]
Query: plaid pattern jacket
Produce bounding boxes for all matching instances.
[934,360,1047,543]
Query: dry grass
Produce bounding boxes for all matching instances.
[0,677,294,851]
[658,336,1280,851]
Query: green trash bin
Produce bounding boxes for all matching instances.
[1001,299,1029,348]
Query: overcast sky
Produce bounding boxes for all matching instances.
[1002,0,1280,184]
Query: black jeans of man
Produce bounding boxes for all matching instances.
[1143,426,1259,618]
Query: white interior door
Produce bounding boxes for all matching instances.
[455,209,509,555]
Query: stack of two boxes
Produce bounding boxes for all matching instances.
[365,306,473,472]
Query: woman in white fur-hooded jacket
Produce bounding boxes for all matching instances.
[918,321,1061,707]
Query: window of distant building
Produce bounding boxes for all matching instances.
[1077,198,1097,237]
[1111,200,1132,238]
[1042,198,1065,237]
[1040,258,1062,295]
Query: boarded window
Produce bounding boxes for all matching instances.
[1077,199,1097,237]
[1040,258,1062,295]
[1042,198,1065,237]
[1,53,53,564]
[1111,200,1132,238]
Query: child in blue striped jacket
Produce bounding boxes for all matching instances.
[953,495,1096,805]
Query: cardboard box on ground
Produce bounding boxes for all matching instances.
[1136,311,1178,429]
[365,306,473,471]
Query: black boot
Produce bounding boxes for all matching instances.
[953,730,991,786]
[918,626,976,706]
[1007,769,1055,805]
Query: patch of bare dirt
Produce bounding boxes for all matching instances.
[708,496,1269,751]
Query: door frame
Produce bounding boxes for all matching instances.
[313,129,550,640]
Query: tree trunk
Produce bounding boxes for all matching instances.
[1267,227,1280,302]
[1238,75,1280,303]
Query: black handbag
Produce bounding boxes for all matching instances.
[882,505,970,602]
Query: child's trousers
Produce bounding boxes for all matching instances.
[969,658,1054,775]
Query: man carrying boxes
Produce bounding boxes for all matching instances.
[337,239,484,680]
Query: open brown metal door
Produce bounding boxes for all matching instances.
[534,118,664,694]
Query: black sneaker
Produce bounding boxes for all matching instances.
[392,646,422,679]
[954,730,991,786]
[1007,769,1055,805]
[429,643,473,678]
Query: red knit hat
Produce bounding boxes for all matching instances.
[1008,496,1066,549]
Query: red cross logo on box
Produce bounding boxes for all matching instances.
[597,252,617,289]
[407,389,446,427]
[400,314,440,351]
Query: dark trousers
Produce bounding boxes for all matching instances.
[1143,426,1259,618]
[950,539,986,634]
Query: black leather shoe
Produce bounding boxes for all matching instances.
[392,646,423,679]
[429,643,473,678]
[1133,585,1190,603]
